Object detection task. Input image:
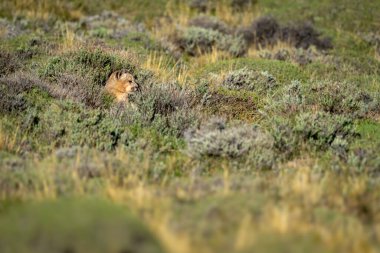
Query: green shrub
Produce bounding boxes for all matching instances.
[0,51,20,77]
[269,116,299,159]
[176,27,247,57]
[294,111,357,151]
[37,102,132,151]
[0,73,50,115]
[41,49,136,87]
[40,49,137,107]
[348,147,380,175]
[185,118,275,162]
[267,80,379,118]
[0,198,165,253]
[125,81,200,137]
[221,67,276,92]
[265,80,304,115]
[306,81,380,117]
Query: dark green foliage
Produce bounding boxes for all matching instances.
[125,81,200,137]
[37,102,132,151]
[0,199,165,253]
[239,16,332,50]
[175,27,247,57]
[269,117,299,159]
[294,111,357,151]
[221,67,276,92]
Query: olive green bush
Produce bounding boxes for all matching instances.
[221,67,276,92]
[175,27,247,57]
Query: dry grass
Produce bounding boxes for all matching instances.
[0,124,22,154]
[142,51,190,84]
[247,41,294,58]
[0,0,83,20]
[1,149,379,253]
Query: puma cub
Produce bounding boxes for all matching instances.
[105,70,139,103]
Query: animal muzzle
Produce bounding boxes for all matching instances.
[131,83,141,92]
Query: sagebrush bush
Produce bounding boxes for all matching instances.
[269,117,299,159]
[41,49,136,86]
[266,80,379,118]
[188,15,231,34]
[0,73,50,114]
[40,49,138,107]
[306,81,380,117]
[0,51,20,77]
[124,81,200,137]
[348,147,380,175]
[294,111,357,151]
[175,27,247,57]
[280,23,333,50]
[185,118,275,160]
[239,16,332,50]
[266,80,304,114]
[259,47,322,65]
[47,72,110,108]
[250,16,280,47]
[221,67,276,92]
[37,103,132,151]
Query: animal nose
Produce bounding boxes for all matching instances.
[132,84,140,92]
[131,86,138,92]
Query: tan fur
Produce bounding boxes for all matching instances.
[105,70,139,103]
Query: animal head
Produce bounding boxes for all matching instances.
[114,70,140,94]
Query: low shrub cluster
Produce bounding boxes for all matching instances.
[0,51,20,77]
[0,73,49,114]
[221,67,276,92]
[185,118,278,169]
[348,146,380,175]
[175,27,247,57]
[293,111,357,152]
[188,15,231,35]
[40,49,137,107]
[41,49,136,87]
[259,47,323,65]
[306,81,379,117]
[124,81,200,137]
[238,16,332,50]
[267,80,380,118]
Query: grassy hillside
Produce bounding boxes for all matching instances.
[0,0,379,252]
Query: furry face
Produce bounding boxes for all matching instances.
[105,70,140,103]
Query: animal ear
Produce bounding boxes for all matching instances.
[114,71,121,79]
[119,73,128,81]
